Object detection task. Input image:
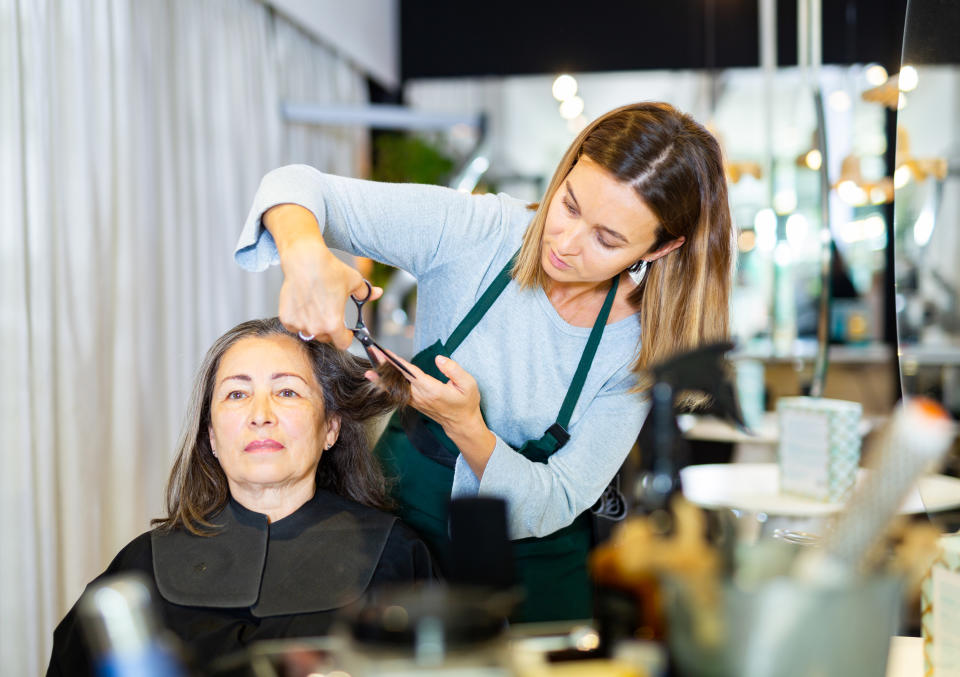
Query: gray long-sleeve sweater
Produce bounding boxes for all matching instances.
[235,165,648,539]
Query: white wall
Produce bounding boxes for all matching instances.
[264,0,399,88]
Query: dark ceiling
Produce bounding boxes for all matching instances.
[400,0,908,84]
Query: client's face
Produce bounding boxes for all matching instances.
[207,335,339,496]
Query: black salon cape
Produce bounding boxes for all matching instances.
[48,489,434,676]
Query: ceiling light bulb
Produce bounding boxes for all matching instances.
[898,65,919,92]
[559,96,585,120]
[865,64,888,86]
[837,180,868,206]
[552,74,578,101]
[894,165,912,189]
[804,149,823,171]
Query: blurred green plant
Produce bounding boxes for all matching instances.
[371,133,455,185]
[366,133,457,322]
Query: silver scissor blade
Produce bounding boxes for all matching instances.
[352,329,416,378]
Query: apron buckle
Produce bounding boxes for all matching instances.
[545,422,570,446]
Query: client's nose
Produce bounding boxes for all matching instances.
[249,393,275,426]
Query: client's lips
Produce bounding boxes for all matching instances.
[245,438,284,452]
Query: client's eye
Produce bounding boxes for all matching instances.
[226,391,246,400]
[278,388,298,398]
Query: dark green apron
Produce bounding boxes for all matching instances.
[373,252,619,622]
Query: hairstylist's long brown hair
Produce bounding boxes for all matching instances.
[513,102,735,398]
[154,317,401,535]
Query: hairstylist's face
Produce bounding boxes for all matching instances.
[541,155,681,285]
[208,335,339,497]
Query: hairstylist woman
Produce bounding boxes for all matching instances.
[234,102,735,622]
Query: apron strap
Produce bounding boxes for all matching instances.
[555,274,620,431]
[420,246,620,458]
[444,250,519,354]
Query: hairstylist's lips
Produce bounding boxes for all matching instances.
[245,439,284,452]
[548,249,571,271]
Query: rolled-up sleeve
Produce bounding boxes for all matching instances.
[235,165,331,271]
[234,164,511,278]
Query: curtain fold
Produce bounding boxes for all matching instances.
[0,1,369,673]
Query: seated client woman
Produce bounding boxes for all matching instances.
[49,317,434,675]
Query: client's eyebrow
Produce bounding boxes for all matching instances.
[271,372,308,383]
[219,372,308,385]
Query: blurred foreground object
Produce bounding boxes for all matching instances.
[600,342,740,644]
[796,397,956,581]
[332,498,519,675]
[667,573,901,677]
[447,497,515,589]
[339,585,517,676]
[592,496,721,647]
[77,573,186,677]
[634,342,745,529]
[921,533,960,676]
[593,398,956,675]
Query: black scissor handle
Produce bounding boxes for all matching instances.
[350,280,374,331]
[350,279,374,307]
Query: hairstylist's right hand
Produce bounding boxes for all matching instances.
[264,204,382,350]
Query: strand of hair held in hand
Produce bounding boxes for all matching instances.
[372,359,411,409]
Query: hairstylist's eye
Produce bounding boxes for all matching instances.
[594,231,617,249]
[562,197,578,216]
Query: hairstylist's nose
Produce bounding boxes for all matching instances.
[555,222,582,254]
[249,393,275,427]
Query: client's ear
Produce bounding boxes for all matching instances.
[323,415,341,451]
[208,426,218,458]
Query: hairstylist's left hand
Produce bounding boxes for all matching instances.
[366,348,497,478]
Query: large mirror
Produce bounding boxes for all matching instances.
[894,0,960,529]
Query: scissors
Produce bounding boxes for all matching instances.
[299,280,416,378]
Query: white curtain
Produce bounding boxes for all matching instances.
[0,1,368,673]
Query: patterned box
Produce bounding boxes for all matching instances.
[923,534,960,676]
[777,397,862,503]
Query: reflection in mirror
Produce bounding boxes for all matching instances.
[894,0,960,529]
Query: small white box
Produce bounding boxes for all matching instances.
[777,397,862,502]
